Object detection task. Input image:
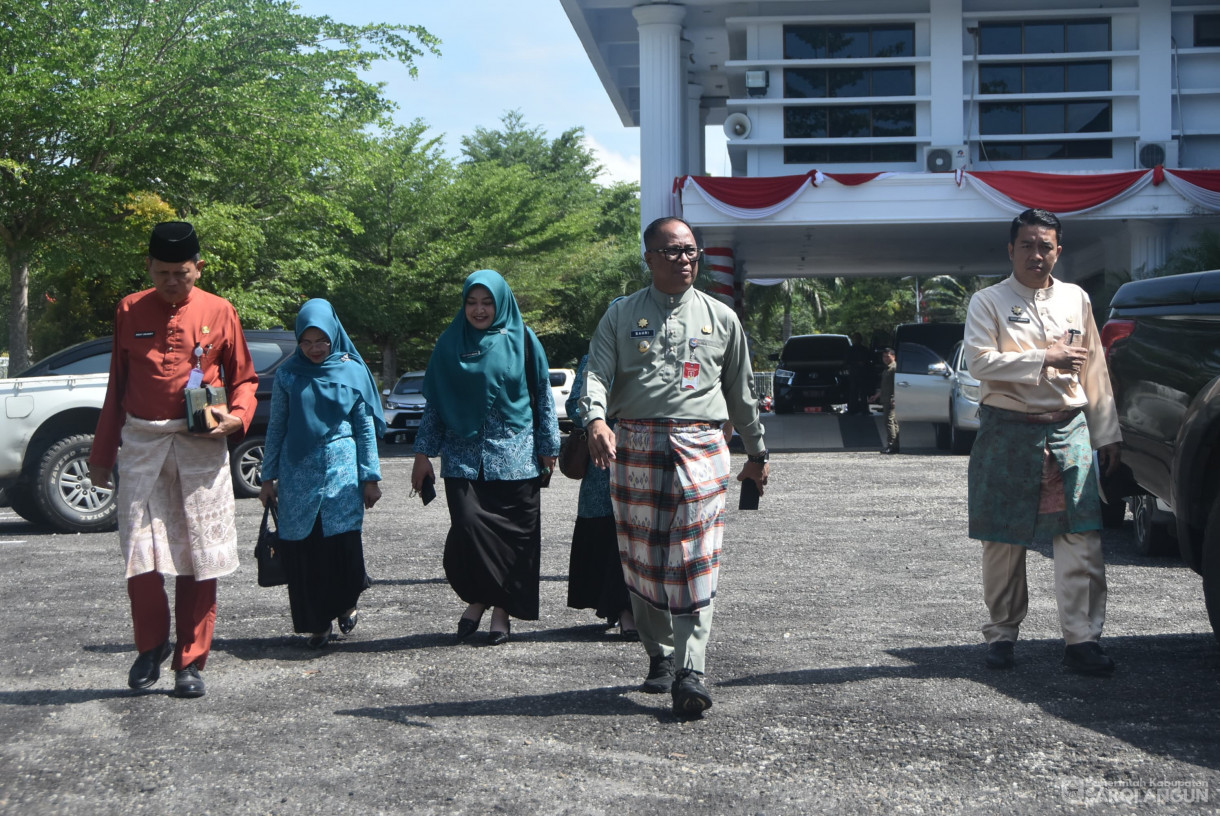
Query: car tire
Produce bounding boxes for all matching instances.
[933,423,951,451]
[1130,494,1175,557]
[949,406,975,455]
[32,434,118,533]
[1202,492,1220,643]
[230,435,265,499]
[5,482,48,525]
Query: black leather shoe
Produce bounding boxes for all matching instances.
[338,609,359,635]
[488,621,510,646]
[173,664,205,698]
[1063,641,1115,676]
[985,640,1015,670]
[640,653,675,694]
[455,615,481,643]
[880,446,900,455]
[307,623,332,650]
[127,641,172,690]
[672,668,713,717]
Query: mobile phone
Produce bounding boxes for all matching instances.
[420,474,436,505]
[739,478,760,511]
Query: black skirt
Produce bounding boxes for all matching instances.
[442,477,541,620]
[566,515,629,620]
[282,515,371,634]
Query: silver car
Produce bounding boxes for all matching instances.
[383,371,426,443]
[892,325,979,454]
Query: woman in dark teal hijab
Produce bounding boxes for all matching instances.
[422,269,549,439]
[260,298,385,648]
[413,270,562,646]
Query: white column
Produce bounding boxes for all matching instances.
[634,3,686,228]
[1137,2,1173,141]
[929,0,966,149]
[1127,220,1170,280]
[685,82,704,176]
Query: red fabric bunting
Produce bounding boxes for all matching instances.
[966,170,1149,212]
[680,172,816,208]
[824,173,883,186]
[1167,169,1220,193]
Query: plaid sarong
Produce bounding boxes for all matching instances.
[116,416,239,581]
[968,405,1102,545]
[609,419,730,614]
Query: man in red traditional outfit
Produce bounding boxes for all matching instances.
[89,221,258,698]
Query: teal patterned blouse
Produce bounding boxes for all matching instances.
[260,369,382,541]
[566,354,613,518]
[414,377,561,481]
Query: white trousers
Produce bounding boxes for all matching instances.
[981,531,1106,645]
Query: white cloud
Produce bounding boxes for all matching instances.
[585,134,640,186]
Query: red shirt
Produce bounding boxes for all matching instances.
[90,287,258,469]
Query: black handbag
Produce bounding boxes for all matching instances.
[254,502,288,587]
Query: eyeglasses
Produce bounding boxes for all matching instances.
[299,339,331,350]
[647,245,700,262]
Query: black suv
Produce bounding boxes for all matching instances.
[771,334,853,414]
[5,330,297,532]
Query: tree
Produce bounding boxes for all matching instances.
[0,0,438,370]
[1152,230,1220,278]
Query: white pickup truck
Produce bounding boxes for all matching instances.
[1,331,297,533]
[1,338,116,532]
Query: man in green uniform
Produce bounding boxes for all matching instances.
[582,216,769,718]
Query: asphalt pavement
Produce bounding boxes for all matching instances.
[2,445,1220,815]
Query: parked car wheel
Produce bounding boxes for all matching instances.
[933,423,950,451]
[1130,494,1176,556]
[32,434,118,533]
[1202,493,1220,643]
[231,435,265,499]
[5,482,48,525]
[949,405,975,455]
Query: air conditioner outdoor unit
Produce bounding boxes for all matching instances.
[925,145,968,173]
[1136,141,1179,169]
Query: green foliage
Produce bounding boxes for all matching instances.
[1152,230,1220,278]
[1,0,438,366]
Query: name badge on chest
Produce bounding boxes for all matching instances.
[681,361,701,391]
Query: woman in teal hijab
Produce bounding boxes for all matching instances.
[260,299,385,648]
[412,270,561,645]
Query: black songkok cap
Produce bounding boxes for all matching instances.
[148,221,200,263]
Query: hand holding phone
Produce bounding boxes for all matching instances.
[420,474,436,505]
[739,478,761,510]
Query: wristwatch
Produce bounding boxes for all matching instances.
[746,450,769,464]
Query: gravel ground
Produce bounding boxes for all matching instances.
[2,447,1219,815]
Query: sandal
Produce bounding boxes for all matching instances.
[338,609,359,635]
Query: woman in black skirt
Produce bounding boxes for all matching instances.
[411,270,560,645]
[564,354,634,639]
[259,299,385,648]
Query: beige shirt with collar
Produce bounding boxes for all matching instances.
[964,274,1120,448]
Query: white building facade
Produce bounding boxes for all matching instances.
[561,0,1220,305]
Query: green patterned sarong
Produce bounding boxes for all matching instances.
[968,405,1102,545]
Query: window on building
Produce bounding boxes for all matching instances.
[784,144,918,164]
[1197,14,1220,47]
[785,105,916,139]
[980,140,1112,161]
[978,19,1110,55]
[980,100,1111,135]
[784,24,915,59]
[979,61,1110,94]
[785,67,916,98]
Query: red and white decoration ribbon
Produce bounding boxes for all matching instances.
[676,167,1220,218]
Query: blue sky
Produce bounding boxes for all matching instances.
[292,1,728,184]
